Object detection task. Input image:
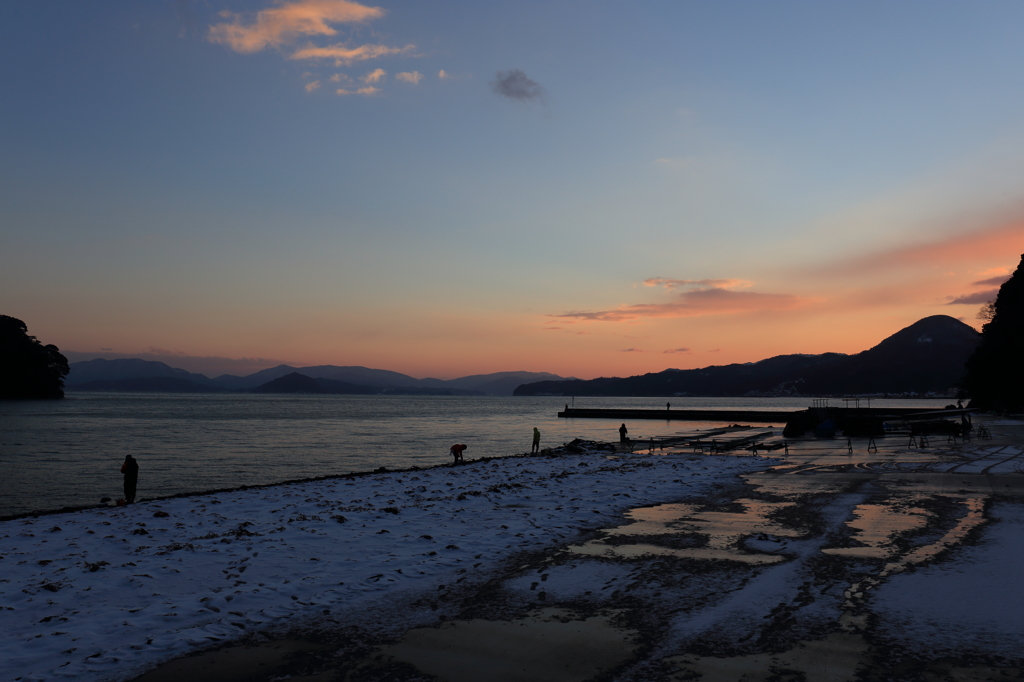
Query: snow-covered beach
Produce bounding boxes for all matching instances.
[1,446,766,682]
[6,418,1024,682]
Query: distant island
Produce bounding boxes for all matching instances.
[515,315,981,398]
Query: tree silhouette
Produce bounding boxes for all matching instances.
[0,315,70,399]
[962,254,1024,411]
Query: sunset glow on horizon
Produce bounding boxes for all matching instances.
[4,1,1024,379]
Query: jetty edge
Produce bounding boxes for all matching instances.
[558,406,971,438]
[558,406,933,421]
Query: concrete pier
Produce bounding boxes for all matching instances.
[557,407,932,422]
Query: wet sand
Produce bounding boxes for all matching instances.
[130,417,1024,682]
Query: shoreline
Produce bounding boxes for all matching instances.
[1,441,768,682]
[0,448,561,524]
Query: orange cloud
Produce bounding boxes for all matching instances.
[291,43,414,66]
[663,347,692,354]
[553,287,808,322]
[821,221,1024,276]
[360,68,386,84]
[395,71,423,85]
[304,80,321,92]
[336,86,380,96]
[209,0,384,53]
[643,277,751,291]
[948,289,999,305]
[973,274,1011,287]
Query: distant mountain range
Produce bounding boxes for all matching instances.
[514,315,981,397]
[65,359,566,396]
[63,315,980,398]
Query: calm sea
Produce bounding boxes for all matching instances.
[0,393,949,517]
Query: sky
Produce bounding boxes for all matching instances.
[4,1,1024,380]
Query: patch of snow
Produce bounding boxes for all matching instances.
[0,451,769,682]
[872,501,1024,658]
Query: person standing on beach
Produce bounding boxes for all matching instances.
[532,427,541,453]
[619,423,629,443]
[120,455,139,504]
[450,443,467,464]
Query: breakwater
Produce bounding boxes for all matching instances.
[558,407,933,422]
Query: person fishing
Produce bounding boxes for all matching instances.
[120,455,139,504]
[532,427,541,453]
[619,423,629,443]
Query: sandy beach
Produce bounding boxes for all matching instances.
[4,418,1024,682]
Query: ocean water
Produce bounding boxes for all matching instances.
[0,392,949,517]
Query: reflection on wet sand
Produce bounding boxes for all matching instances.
[567,500,802,564]
[567,435,1024,680]
[821,502,933,559]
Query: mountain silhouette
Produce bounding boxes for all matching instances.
[515,315,980,397]
[70,360,567,396]
[66,358,216,387]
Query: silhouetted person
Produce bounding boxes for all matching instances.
[450,443,467,463]
[121,455,139,504]
[532,427,541,453]
[619,423,628,443]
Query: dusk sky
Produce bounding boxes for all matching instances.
[4,1,1024,379]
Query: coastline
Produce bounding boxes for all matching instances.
[7,419,1024,681]
[1,442,769,682]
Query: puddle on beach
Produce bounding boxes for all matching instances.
[367,608,637,682]
[567,500,802,564]
[665,631,870,682]
[820,502,932,559]
[130,638,332,682]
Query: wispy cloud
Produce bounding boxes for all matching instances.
[644,277,751,291]
[360,68,386,84]
[336,86,380,96]
[663,348,692,354]
[491,69,545,102]
[395,71,423,85]
[620,348,645,353]
[554,287,808,322]
[209,0,416,85]
[814,220,1024,277]
[208,0,384,53]
[973,274,1011,287]
[947,289,1000,305]
[290,43,414,66]
[304,80,321,92]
